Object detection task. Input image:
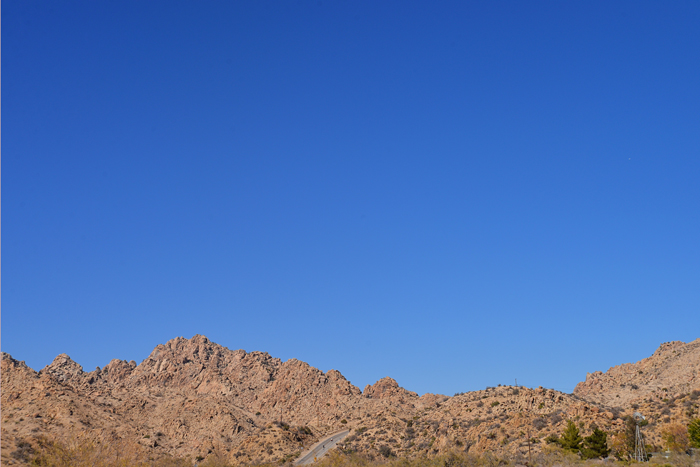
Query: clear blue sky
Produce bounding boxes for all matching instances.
[3,1,699,396]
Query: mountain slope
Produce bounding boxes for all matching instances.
[574,339,700,408]
[3,335,699,466]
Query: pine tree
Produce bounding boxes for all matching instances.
[689,419,700,449]
[559,420,583,453]
[623,415,637,458]
[581,427,610,459]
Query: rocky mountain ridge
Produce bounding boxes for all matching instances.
[3,336,699,466]
[574,339,700,408]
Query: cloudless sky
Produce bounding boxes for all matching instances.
[3,1,699,396]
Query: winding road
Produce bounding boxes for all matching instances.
[294,429,350,465]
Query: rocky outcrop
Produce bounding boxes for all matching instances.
[364,377,418,401]
[3,336,700,466]
[1,336,391,466]
[41,353,85,383]
[573,339,700,407]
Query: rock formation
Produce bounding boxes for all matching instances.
[573,339,700,407]
[2,336,699,466]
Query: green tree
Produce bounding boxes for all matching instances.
[559,420,583,453]
[581,427,610,459]
[689,418,700,449]
[621,415,637,458]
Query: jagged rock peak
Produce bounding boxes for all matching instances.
[1,352,33,371]
[41,353,84,383]
[364,376,418,399]
[652,340,693,357]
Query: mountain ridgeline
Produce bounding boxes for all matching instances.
[2,336,699,466]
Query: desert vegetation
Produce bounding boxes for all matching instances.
[11,433,700,467]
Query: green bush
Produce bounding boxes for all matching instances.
[581,427,609,459]
[689,418,700,448]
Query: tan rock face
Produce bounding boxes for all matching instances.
[573,339,700,408]
[364,377,418,401]
[42,354,85,383]
[3,336,699,466]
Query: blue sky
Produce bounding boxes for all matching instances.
[3,1,699,396]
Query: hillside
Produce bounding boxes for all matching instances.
[3,335,699,466]
[574,339,700,408]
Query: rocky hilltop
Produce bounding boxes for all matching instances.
[574,339,700,408]
[3,336,699,466]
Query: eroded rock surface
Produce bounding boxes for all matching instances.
[3,336,699,466]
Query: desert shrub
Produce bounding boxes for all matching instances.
[549,412,563,425]
[688,418,700,448]
[28,434,191,467]
[295,425,313,436]
[490,401,500,407]
[378,445,395,458]
[662,424,689,452]
[199,450,232,467]
[612,415,638,459]
[11,439,35,463]
[610,407,622,420]
[532,418,547,430]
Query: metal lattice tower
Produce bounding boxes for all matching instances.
[633,412,648,462]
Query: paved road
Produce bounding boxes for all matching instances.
[294,429,350,465]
